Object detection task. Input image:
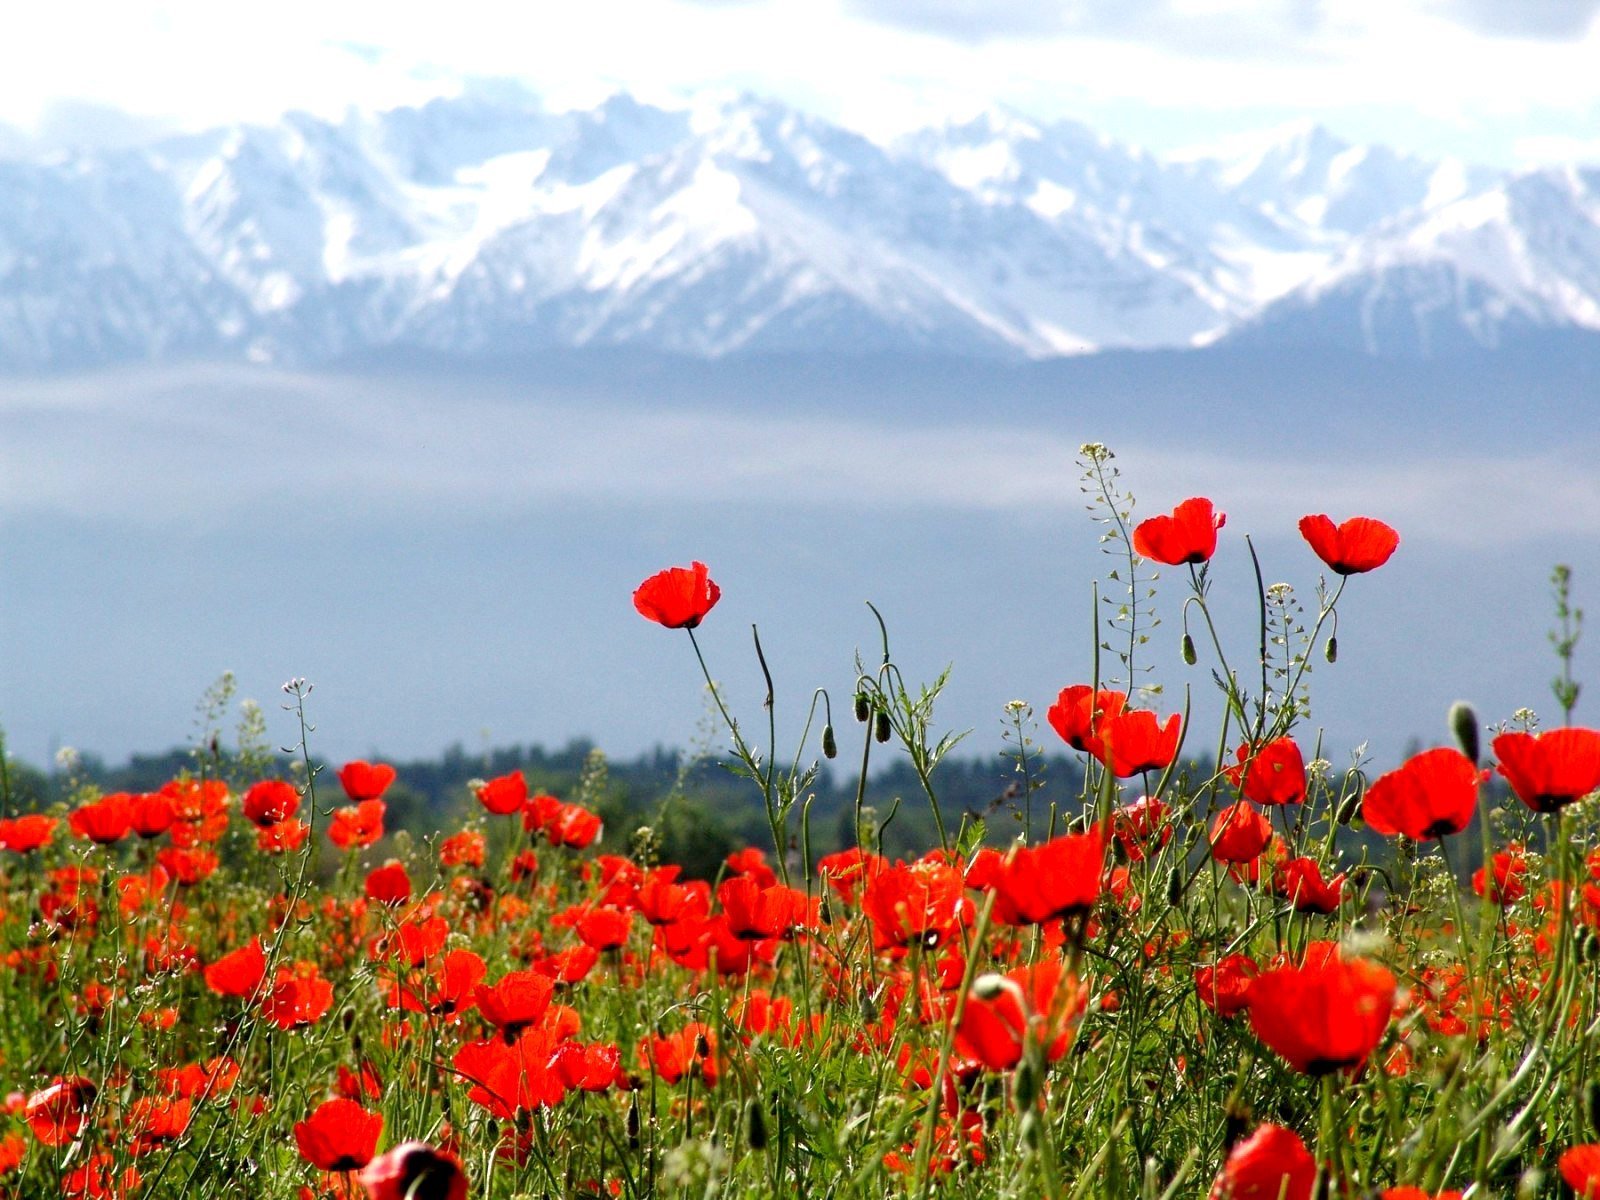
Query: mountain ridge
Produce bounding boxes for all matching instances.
[1,87,1596,369]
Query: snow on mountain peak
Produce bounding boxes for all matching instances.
[0,89,1593,368]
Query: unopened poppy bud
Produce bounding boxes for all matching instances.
[1165,866,1184,907]
[1586,1078,1600,1138]
[821,724,837,759]
[1583,929,1600,964]
[873,711,892,743]
[1019,1108,1042,1149]
[1324,635,1338,663]
[627,1095,641,1150]
[859,988,878,1024]
[1336,788,1363,827]
[1222,1101,1251,1150]
[1448,701,1480,764]
[853,693,870,723]
[1013,1058,1039,1112]
[971,973,1008,1001]
[1181,633,1197,665]
[745,1098,768,1151]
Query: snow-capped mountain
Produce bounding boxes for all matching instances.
[0,87,1595,368]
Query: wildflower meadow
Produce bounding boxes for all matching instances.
[2,445,1598,1200]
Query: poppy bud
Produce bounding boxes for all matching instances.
[1181,633,1197,665]
[1019,1108,1042,1150]
[859,988,878,1024]
[1449,701,1480,764]
[873,711,892,744]
[1584,929,1600,964]
[1336,787,1363,827]
[853,693,870,723]
[1222,1100,1252,1150]
[1013,1057,1039,1111]
[1586,1079,1600,1138]
[627,1095,640,1150]
[821,725,837,760]
[745,1098,768,1151]
[1324,635,1338,663]
[1165,866,1184,907]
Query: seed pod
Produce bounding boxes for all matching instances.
[821,724,838,759]
[1181,633,1197,665]
[746,1098,769,1151]
[853,693,870,723]
[1324,635,1338,663]
[1448,701,1480,764]
[873,710,892,744]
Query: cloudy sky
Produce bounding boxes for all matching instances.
[1,0,1598,165]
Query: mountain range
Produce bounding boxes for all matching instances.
[1,85,1597,368]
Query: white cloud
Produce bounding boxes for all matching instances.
[2,364,1597,548]
[0,0,1596,166]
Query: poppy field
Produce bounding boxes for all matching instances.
[3,444,1600,1199]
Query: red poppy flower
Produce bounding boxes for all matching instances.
[0,814,57,853]
[338,760,397,802]
[1210,1123,1316,1200]
[1380,1189,1464,1200]
[1272,857,1345,914]
[725,846,779,887]
[576,906,634,950]
[454,1026,569,1116]
[204,937,268,999]
[0,1131,25,1173]
[68,794,133,845]
[1248,952,1396,1075]
[1472,845,1529,905]
[1097,708,1182,778]
[989,829,1106,926]
[1195,954,1259,1018]
[1491,727,1600,814]
[956,960,1087,1071]
[1208,803,1272,865]
[128,1096,192,1155]
[1045,686,1126,755]
[1112,794,1172,861]
[262,961,335,1029]
[553,1041,625,1092]
[24,1076,97,1146]
[364,862,412,906]
[128,793,176,839]
[861,861,969,950]
[641,1022,719,1086]
[439,829,486,868]
[1225,738,1306,806]
[1298,514,1399,575]
[294,1098,383,1172]
[716,879,815,941]
[632,561,721,629]
[256,818,309,854]
[358,1141,468,1200]
[1363,747,1483,840]
[474,969,556,1036]
[1133,497,1226,565]
[476,770,527,816]
[242,780,300,828]
[815,848,888,904]
[329,800,386,849]
[1561,1145,1600,1199]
